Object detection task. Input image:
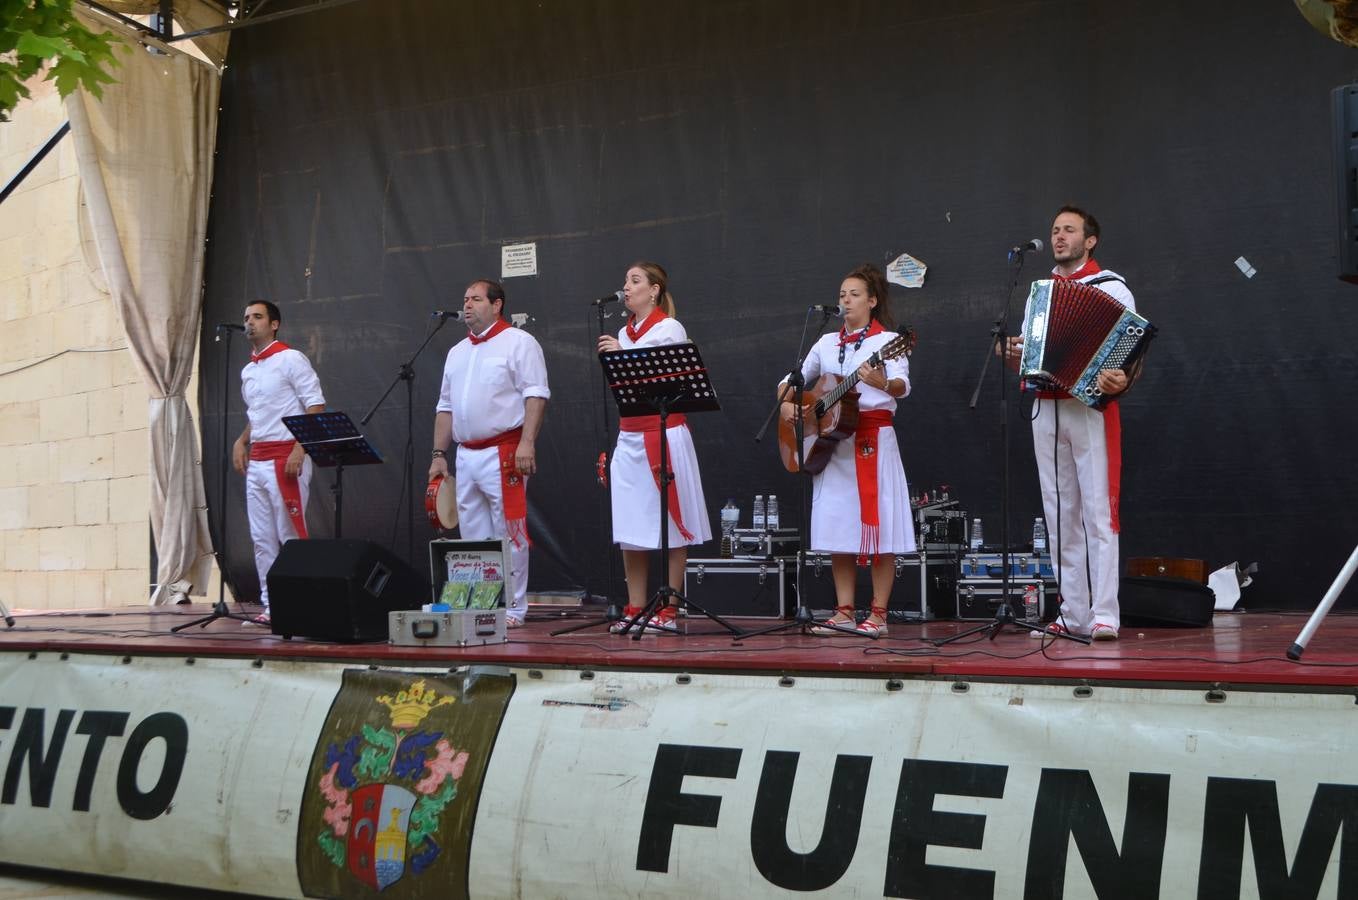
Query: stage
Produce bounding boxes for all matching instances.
[1,603,1355,899]
[4,602,1355,689]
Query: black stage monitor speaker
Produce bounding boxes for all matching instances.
[1333,84,1358,283]
[268,539,426,642]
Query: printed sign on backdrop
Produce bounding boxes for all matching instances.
[501,242,538,278]
[297,668,515,899]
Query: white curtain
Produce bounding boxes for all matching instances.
[67,12,224,604]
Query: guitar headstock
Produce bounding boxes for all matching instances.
[867,328,918,366]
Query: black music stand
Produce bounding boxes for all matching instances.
[600,342,741,639]
[283,412,383,538]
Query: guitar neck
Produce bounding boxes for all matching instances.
[824,370,863,409]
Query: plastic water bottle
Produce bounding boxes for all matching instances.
[1032,517,1047,553]
[970,517,983,551]
[753,495,766,532]
[720,499,739,558]
[766,494,780,530]
[1023,584,1040,624]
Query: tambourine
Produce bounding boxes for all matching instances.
[424,474,458,530]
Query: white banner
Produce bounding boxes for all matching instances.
[471,671,1356,899]
[0,654,1353,898]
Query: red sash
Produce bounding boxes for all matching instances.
[619,414,694,542]
[1104,401,1122,533]
[249,440,308,539]
[462,427,530,548]
[250,340,290,364]
[852,410,894,564]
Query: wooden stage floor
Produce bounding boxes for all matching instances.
[4,603,1357,690]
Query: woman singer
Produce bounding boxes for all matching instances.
[779,262,915,636]
[598,261,713,632]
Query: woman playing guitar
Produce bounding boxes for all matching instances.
[597,262,713,633]
[778,263,915,637]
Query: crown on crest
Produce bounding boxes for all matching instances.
[376,679,455,729]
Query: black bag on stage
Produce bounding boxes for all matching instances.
[1119,575,1215,628]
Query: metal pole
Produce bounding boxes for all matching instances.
[0,122,70,207]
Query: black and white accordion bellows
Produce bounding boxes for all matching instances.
[1018,278,1156,408]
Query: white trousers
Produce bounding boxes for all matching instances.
[610,425,713,550]
[455,444,528,623]
[810,426,915,554]
[245,456,312,612]
[1032,397,1120,633]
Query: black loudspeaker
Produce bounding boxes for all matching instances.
[1333,85,1358,283]
[1120,576,1215,628]
[267,539,426,641]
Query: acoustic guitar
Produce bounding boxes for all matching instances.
[778,330,915,474]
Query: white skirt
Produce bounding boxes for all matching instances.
[810,425,915,554]
[610,425,713,549]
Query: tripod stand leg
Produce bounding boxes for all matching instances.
[1288,544,1358,660]
[549,601,624,636]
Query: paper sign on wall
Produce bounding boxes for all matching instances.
[886,251,926,288]
[501,242,538,278]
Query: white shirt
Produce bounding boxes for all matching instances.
[797,328,911,413]
[1061,266,1137,313]
[240,344,325,442]
[436,324,551,444]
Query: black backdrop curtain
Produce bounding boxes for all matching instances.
[200,0,1358,609]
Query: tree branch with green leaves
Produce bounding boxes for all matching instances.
[0,0,124,122]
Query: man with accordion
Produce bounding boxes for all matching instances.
[1003,205,1142,642]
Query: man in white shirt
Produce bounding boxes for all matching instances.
[232,300,325,625]
[429,280,550,627]
[1005,206,1138,641]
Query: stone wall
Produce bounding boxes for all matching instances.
[0,78,214,611]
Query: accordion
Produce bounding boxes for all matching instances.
[1018,278,1155,408]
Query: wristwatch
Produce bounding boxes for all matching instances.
[431,449,446,459]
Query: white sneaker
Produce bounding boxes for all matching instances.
[645,607,680,633]
[610,607,644,634]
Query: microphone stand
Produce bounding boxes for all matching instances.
[931,248,1088,647]
[739,307,869,640]
[362,315,451,567]
[172,325,254,631]
[551,299,625,636]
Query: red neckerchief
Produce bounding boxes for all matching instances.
[1052,258,1101,281]
[250,340,290,364]
[838,319,885,345]
[468,317,510,345]
[625,307,668,343]
[837,319,885,365]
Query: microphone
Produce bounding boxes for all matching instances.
[592,290,624,306]
[430,310,467,321]
[214,323,245,342]
[809,304,844,317]
[1009,238,1044,255]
